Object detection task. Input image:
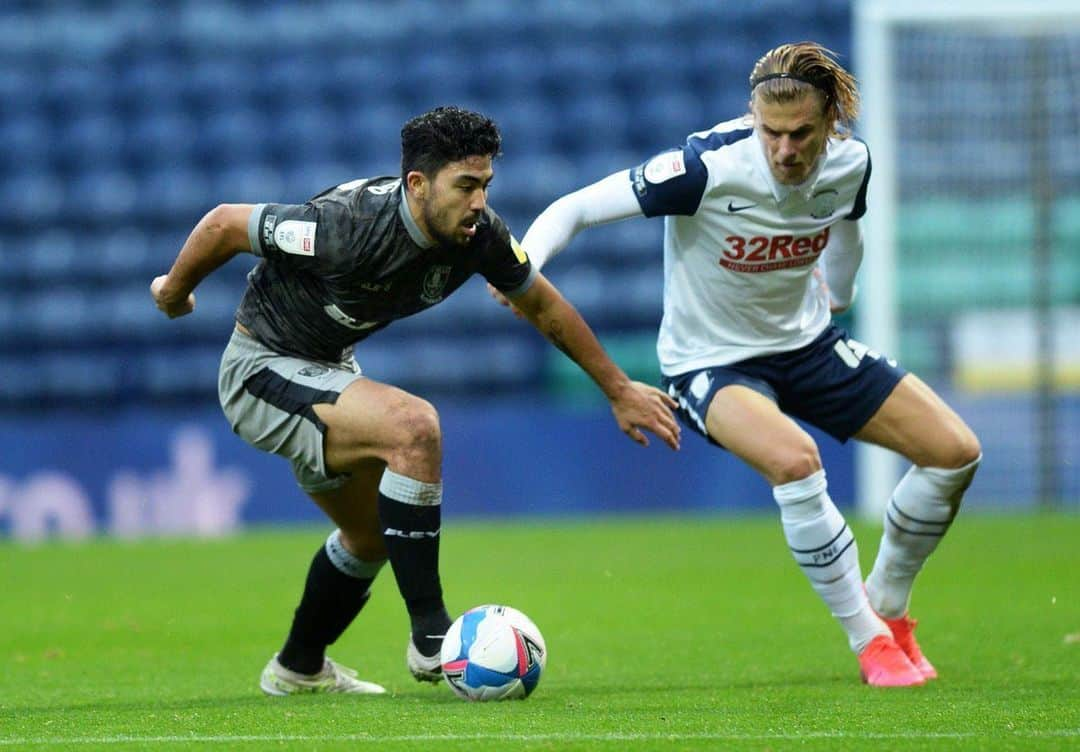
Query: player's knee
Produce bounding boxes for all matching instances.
[953,426,982,468]
[388,398,442,465]
[932,424,982,470]
[768,443,822,486]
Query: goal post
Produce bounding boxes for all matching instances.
[852,0,1080,520]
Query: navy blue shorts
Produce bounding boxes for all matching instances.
[661,324,907,445]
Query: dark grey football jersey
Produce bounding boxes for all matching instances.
[237,176,536,362]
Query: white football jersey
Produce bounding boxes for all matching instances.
[631,116,871,375]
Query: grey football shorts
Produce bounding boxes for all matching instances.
[218,327,365,493]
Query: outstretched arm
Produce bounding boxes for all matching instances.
[521,169,644,270]
[151,203,255,318]
[512,273,680,451]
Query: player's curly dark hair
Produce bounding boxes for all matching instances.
[400,106,502,179]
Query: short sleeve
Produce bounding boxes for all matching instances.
[479,212,536,298]
[629,145,709,217]
[247,201,356,270]
[846,143,872,220]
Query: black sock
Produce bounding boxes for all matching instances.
[278,544,375,675]
[378,491,451,655]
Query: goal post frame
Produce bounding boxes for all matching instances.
[851,0,1080,521]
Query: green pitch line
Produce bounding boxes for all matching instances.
[1,512,1077,752]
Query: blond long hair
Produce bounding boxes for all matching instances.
[749,42,859,138]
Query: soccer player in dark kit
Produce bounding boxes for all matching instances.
[151,106,680,695]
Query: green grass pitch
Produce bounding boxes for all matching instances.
[2,512,1078,751]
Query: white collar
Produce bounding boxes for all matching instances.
[751,131,829,204]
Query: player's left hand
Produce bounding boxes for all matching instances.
[610,381,681,451]
[812,268,848,314]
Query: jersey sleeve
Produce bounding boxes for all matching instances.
[845,142,872,220]
[629,143,710,217]
[478,210,537,298]
[247,200,357,271]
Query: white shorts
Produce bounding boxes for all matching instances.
[218,328,365,492]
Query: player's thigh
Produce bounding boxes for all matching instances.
[854,373,981,467]
[312,377,441,477]
[705,385,822,486]
[219,330,369,493]
[308,458,388,561]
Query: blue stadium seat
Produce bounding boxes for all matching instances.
[0,293,17,338]
[25,286,91,340]
[142,348,223,396]
[554,90,629,155]
[118,57,188,112]
[185,58,258,108]
[542,42,617,96]
[400,49,481,111]
[212,164,286,205]
[58,112,125,173]
[341,101,419,165]
[628,90,708,150]
[138,166,213,220]
[41,352,122,398]
[478,44,548,101]
[329,53,398,109]
[43,61,113,116]
[0,113,52,172]
[491,153,579,216]
[97,228,154,277]
[490,97,560,157]
[0,173,66,225]
[0,358,48,400]
[272,105,340,162]
[129,109,201,167]
[282,161,353,200]
[197,106,271,164]
[66,169,139,222]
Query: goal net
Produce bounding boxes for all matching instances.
[853,1,1080,517]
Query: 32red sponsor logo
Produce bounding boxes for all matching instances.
[720,226,830,272]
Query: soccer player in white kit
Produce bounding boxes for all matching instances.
[514,42,982,686]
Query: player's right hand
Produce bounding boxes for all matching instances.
[150,275,195,318]
[611,380,681,451]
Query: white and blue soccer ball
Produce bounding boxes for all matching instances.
[440,604,547,701]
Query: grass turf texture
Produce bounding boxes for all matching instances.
[1,513,1077,751]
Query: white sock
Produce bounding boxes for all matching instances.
[774,470,888,654]
[866,455,981,618]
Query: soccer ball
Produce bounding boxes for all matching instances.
[440,604,547,701]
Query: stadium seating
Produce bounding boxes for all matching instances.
[1,0,1075,408]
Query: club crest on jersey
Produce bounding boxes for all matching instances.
[420,265,452,303]
[810,189,839,219]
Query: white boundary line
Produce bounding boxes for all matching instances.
[1,730,1078,746]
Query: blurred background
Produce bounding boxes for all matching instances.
[0,0,1076,540]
